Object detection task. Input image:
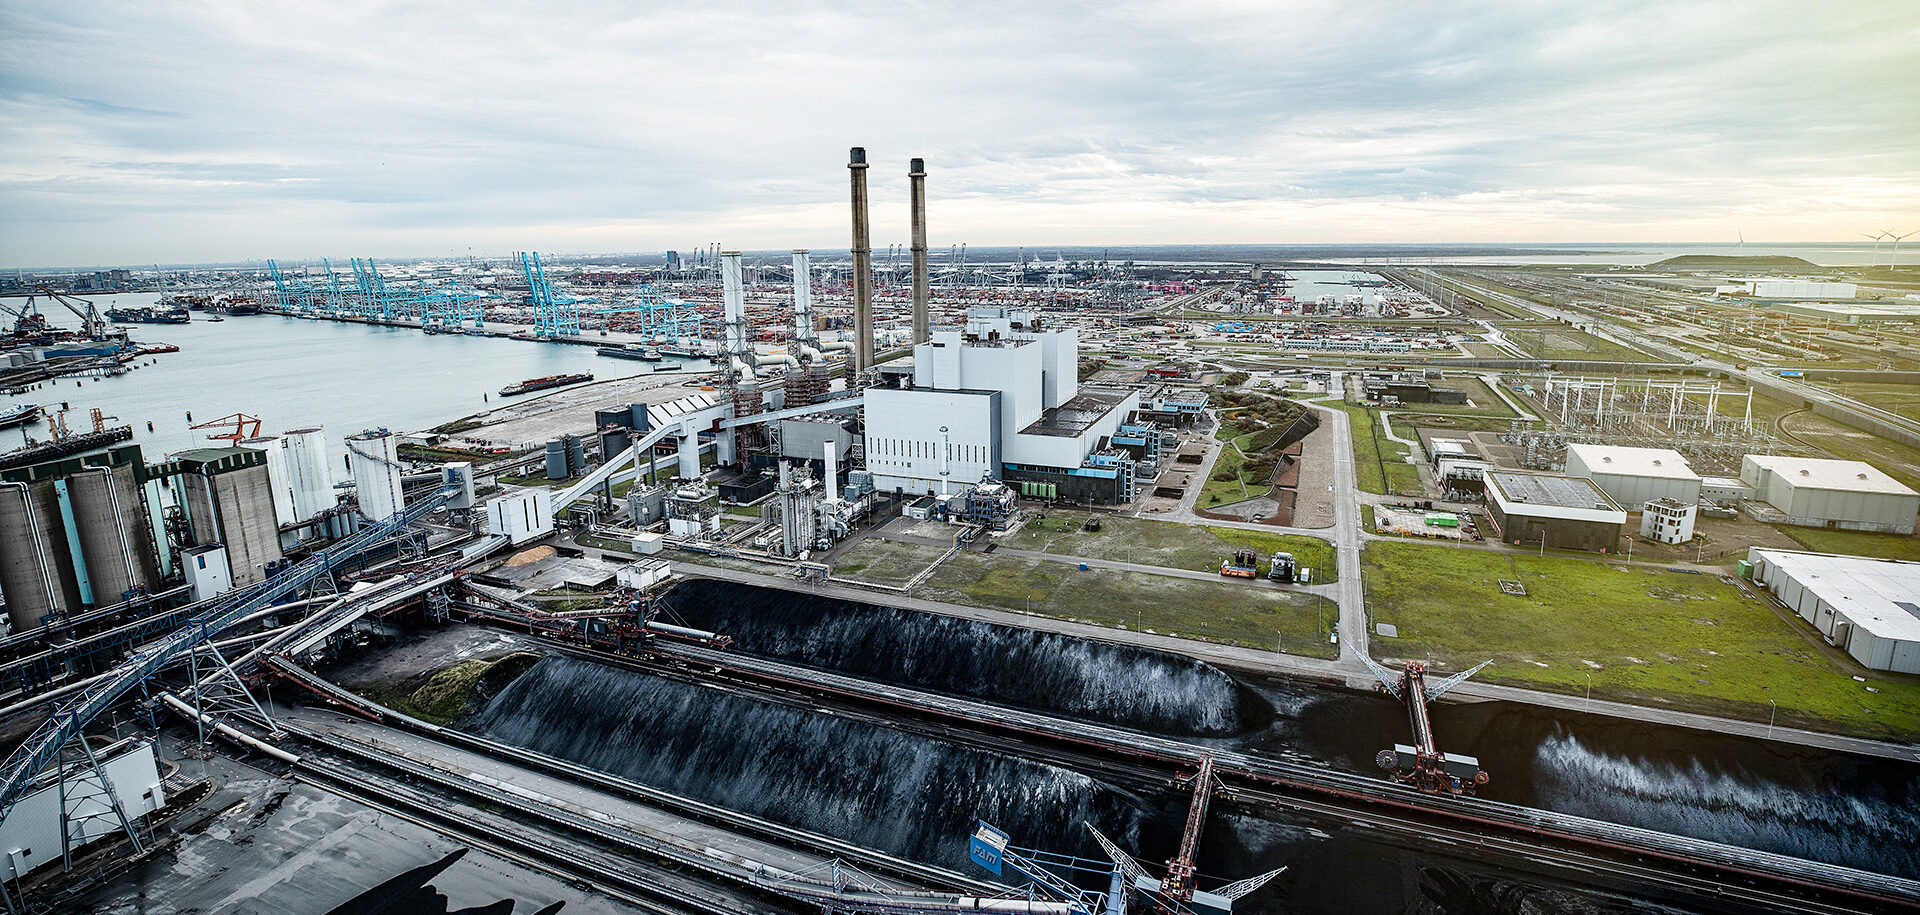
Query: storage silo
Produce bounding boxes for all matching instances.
[545,439,569,480]
[0,481,66,633]
[244,434,295,527]
[599,427,632,468]
[66,466,158,605]
[174,447,285,588]
[282,427,336,522]
[345,429,405,521]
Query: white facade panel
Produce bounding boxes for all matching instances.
[864,387,1000,497]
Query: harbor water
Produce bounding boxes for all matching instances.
[1,295,707,459]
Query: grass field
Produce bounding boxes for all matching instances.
[1780,527,1920,562]
[830,539,950,587]
[1006,514,1338,581]
[921,553,1338,657]
[1362,541,1920,739]
[1326,401,1422,496]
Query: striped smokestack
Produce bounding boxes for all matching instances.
[848,147,874,371]
[909,157,929,344]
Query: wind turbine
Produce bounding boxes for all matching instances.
[1887,230,1915,270]
[1862,231,1890,268]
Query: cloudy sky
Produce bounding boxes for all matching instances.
[3,1,1917,266]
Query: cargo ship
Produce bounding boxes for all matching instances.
[498,372,594,397]
[105,306,191,325]
[596,343,662,361]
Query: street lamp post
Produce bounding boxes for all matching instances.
[1584,673,1592,712]
[1768,698,1777,738]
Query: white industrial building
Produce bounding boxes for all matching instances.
[1739,455,1919,534]
[0,737,164,881]
[1564,443,1701,509]
[1747,549,1920,675]
[1639,497,1697,544]
[864,308,1145,504]
[1749,280,1858,299]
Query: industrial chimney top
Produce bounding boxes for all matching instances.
[910,158,926,175]
[849,147,868,167]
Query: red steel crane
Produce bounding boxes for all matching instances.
[190,412,262,445]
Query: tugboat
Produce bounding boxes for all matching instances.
[596,343,662,361]
[498,372,594,397]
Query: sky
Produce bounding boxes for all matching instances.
[3,1,1918,267]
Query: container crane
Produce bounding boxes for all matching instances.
[1363,656,1493,794]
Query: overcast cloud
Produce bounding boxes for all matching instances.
[2,1,1916,265]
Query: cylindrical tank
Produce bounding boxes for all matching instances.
[566,434,587,475]
[545,439,568,480]
[599,428,631,467]
[0,481,64,632]
[67,467,157,606]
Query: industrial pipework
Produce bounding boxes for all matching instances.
[910,157,930,345]
[849,147,875,371]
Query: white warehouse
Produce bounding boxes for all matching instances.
[1564,443,1701,509]
[1739,455,1919,534]
[1747,548,1920,675]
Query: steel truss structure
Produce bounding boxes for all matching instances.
[1505,374,1800,474]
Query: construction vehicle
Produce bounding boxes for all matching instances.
[1220,549,1258,578]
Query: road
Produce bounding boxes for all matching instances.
[1316,373,1370,672]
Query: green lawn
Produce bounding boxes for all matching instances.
[1326,401,1422,496]
[921,553,1338,658]
[1362,541,1920,740]
[1780,527,1920,563]
[1005,514,1337,581]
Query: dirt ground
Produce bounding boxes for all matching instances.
[1617,511,1804,562]
[328,625,541,689]
[1288,411,1338,528]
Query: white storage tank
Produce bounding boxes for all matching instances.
[346,429,406,521]
[282,427,336,522]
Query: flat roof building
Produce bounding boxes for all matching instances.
[1747,549,1920,674]
[1739,455,1919,534]
[1483,470,1626,553]
[1564,443,1702,510]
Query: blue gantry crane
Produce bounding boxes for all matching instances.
[520,251,584,337]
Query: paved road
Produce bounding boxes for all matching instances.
[1315,374,1370,673]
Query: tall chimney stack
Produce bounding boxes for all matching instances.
[848,147,875,371]
[909,157,930,344]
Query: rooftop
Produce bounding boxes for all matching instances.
[1752,549,1920,642]
[1486,471,1623,511]
[1567,443,1699,481]
[1019,386,1134,438]
[1745,455,1917,496]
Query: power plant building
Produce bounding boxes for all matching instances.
[1482,470,1626,552]
[1738,455,1919,534]
[1747,549,1920,675]
[1564,444,1702,509]
[865,307,1141,503]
